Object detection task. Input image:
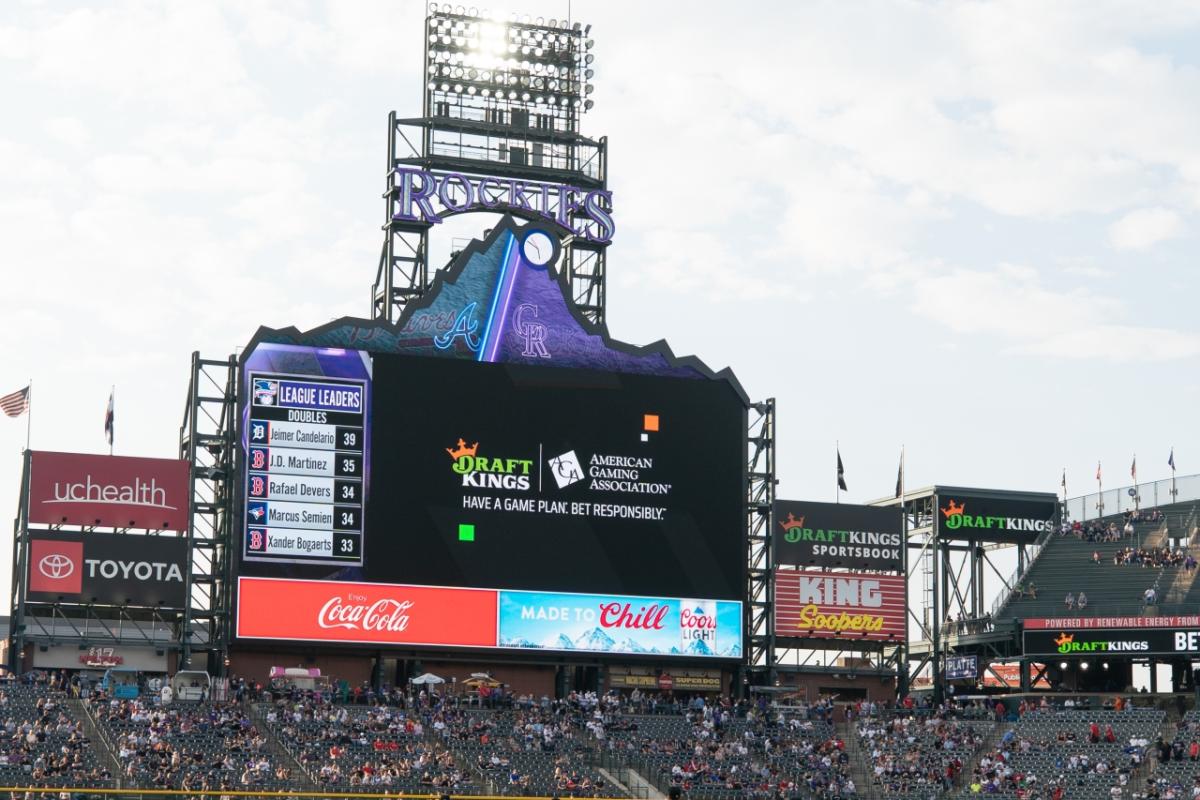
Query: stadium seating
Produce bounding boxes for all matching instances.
[998,510,1191,621]
[1147,708,1200,794]
[964,706,1163,800]
[87,697,292,790]
[0,685,112,788]
[856,710,994,796]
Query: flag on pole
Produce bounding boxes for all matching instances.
[0,386,30,418]
[1131,455,1137,481]
[1169,449,1176,472]
[104,389,114,446]
[895,448,904,498]
[836,449,847,492]
[1061,469,1066,491]
[1096,461,1101,481]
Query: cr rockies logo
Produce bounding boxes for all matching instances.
[513,303,550,358]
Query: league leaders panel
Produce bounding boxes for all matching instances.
[243,372,368,566]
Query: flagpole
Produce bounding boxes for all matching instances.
[1132,454,1138,511]
[109,385,114,456]
[899,444,907,698]
[24,380,31,452]
[835,441,839,505]
[1097,462,1103,517]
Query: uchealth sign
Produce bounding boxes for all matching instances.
[28,451,190,531]
[773,500,903,572]
[235,577,743,658]
[773,569,905,642]
[1023,626,1200,657]
[27,532,187,607]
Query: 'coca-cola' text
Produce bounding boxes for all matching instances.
[319,596,413,632]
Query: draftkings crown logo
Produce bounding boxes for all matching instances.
[779,512,805,532]
[941,500,965,519]
[445,438,479,460]
[447,438,532,490]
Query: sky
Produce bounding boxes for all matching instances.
[1,1,1198,613]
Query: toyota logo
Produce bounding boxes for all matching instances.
[38,553,75,580]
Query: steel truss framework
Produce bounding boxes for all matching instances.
[881,488,1045,702]
[6,355,234,672]
[745,399,776,677]
[373,9,609,326]
[177,353,237,673]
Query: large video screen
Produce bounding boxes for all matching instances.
[236,344,746,658]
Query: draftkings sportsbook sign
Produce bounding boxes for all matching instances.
[773,500,902,572]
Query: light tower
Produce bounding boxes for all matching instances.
[373,4,609,325]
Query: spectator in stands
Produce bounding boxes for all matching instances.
[1090,722,1101,743]
[1093,550,1101,564]
[1078,592,1088,610]
[1144,587,1158,605]
[1065,593,1076,610]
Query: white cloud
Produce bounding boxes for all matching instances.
[1108,207,1183,250]
[912,263,1200,361]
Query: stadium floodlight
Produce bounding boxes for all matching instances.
[1059,661,1069,670]
[424,6,597,114]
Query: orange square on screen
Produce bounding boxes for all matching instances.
[643,414,659,432]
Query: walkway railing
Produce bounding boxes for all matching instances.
[1066,474,1200,521]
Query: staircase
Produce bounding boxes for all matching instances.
[958,719,1006,782]
[247,703,316,790]
[70,698,124,786]
[837,720,876,798]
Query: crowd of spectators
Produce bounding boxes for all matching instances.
[1106,546,1192,569]
[0,689,111,786]
[1063,519,1124,542]
[856,706,990,796]
[89,697,285,790]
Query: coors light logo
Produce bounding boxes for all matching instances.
[319,594,413,633]
[680,600,718,654]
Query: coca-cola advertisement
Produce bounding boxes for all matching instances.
[497,590,742,658]
[236,577,497,647]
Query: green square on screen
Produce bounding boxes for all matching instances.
[458,523,475,542]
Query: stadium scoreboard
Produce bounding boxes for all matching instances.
[243,372,368,566]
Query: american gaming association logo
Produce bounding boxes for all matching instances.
[38,553,75,580]
[547,451,584,489]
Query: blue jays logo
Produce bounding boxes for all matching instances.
[253,379,278,406]
[247,501,268,522]
[433,302,482,352]
[249,420,269,443]
[514,303,550,358]
[249,447,269,471]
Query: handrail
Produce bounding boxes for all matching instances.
[1065,474,1198,522]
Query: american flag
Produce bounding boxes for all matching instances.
[0,386,29,418]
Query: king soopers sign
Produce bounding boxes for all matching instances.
[393,167,615,244]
